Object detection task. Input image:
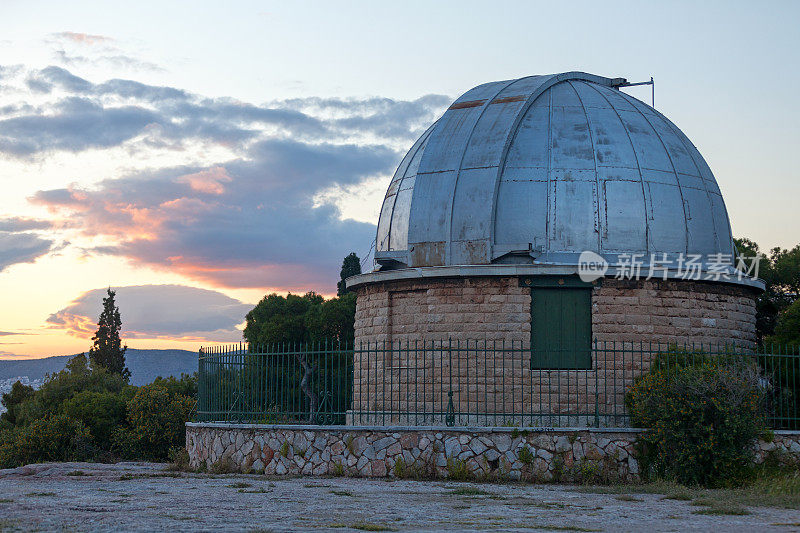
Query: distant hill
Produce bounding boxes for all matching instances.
[0,349,198,386]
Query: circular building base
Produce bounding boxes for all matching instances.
[347,271,758,427]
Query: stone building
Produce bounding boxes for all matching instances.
[346,72,762,425]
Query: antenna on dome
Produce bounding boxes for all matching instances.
[612,76,655,108]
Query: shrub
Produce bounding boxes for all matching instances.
[627,356,766,487]
[445,457,472,481]
[16,354,128,425]
[114,382,193,461]
[518,446,534,466]
[0,414,94,468]
[61,389,133,447]
[0,381,35,425]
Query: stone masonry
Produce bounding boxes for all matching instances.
[351,276,758,426]
[354,276,757,348]
[186,423,800,482]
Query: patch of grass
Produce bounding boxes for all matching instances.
[615,494,642,502]
[329,523,397,532]
[772,523,800,527]
[573,480,683,495]
[0,519,19,532]
[226,482,252,489]
[166,447,193,472]
[692,506,751,516]
[303,483,330,488]
[329,489,353,497]
[527,526,601,532]
[279,441,290,458]
[238,488,270,494]
[65,470,88,476]
[117,472,183,481]
[446,457,472,481]
[0,499,13,503]
[518,446,534,466]
[450,487,491,496]
[331,462,345,476]
[662,491,694,501]
[25,492,57,497]
[160,514,194,521]
[209,457,237,474]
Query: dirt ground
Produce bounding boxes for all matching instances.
[0,462,798,532]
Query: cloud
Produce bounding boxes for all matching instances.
[2,65,447,158]
[0,232,54,272]
[6,64,449,291]
[52,32,112,45]
[47,285,252,340]
[32,138,392,289]
[54,50,165,73]
[0,217,51,231]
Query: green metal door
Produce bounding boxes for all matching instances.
[531,287,592,369]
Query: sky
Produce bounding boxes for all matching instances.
[0,1,798,359]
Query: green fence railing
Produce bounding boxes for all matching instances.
[196,341,800,429]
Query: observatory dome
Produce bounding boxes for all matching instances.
[375,72,734,273]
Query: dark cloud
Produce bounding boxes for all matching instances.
[2,65,447,158]
[47,284,251,340]
[9,64,449,290]
[0,232,54,272]
[33,138,392,290]
[0,217,51,231]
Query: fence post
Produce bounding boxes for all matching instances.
[594,339,600,428]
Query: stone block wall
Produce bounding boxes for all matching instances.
[592,278,758,347]
[351,275,758,425]
[355,277,531,347]
[186,423,800,482]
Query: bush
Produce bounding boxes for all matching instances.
[61,389,133,447]
[114,382,193,461]
[0,414,94,468]
[627,356,766,487]
[0,381,35,425]
[16,354,128,425]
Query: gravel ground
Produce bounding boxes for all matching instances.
[0,462,798,532]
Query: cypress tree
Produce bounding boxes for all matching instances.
[337,252,361,296]
[88,288,130,381]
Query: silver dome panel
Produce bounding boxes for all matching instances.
[375,72,733,271]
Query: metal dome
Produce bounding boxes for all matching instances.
[375,72,734,272]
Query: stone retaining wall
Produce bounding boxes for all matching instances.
[186,424,800,483]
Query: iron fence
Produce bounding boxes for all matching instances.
[196,341,800,429]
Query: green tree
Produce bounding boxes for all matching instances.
[766,298,800,347]
[243,292,324,346]
[113,382,194,461]
[305,292,357,344]
[15,353,128,426]
[88,288,130,381]
[734,238,800,342]
[337,252,361,296]
[0,381,35,426]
